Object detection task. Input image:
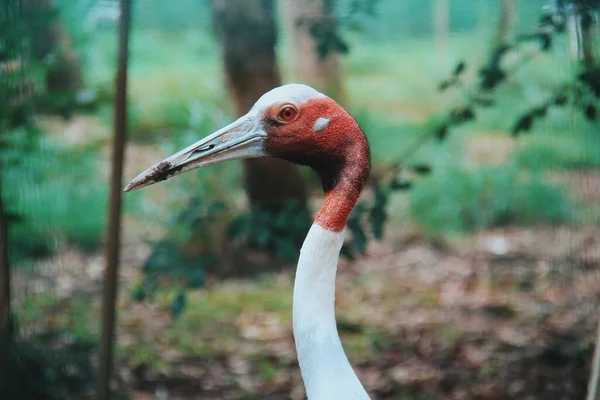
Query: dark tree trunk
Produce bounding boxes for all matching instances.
[580,9,596,70]
[0,1,19,390]
[282,0,346,103]
[0,179,12,397]
[211,0,307,211]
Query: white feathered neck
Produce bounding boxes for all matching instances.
[293,224,370,399]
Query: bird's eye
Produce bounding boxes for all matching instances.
[278,106,297,122]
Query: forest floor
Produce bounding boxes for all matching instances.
[13,201,600,399]
[120,224,600,400]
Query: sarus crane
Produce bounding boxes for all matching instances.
[125,84,371,399]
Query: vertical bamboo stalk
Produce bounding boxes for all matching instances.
[98,0,131,398]
[0,179,12,390]
[579,10,596,71]
[583,7,599,400]
[567,11,580,60]
[587,316,600,400]
[0,0,18,388]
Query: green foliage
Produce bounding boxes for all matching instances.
[3,332,96,400]
[352,111,429,163]
[432,3,599,144]
[1,0,103,264]
[346,203,369,256]
[338,0,548,43]
[170,291,187,318]
[140,195,225,291]
[86,31,227,142]
[514,123,600,170]
[138,195,311,292]
[370,185,388,239]
[142,240,212,289]
[1,133,107,261]
[229,200,312,262]
[511,67,600,136]
[408,166,574,235]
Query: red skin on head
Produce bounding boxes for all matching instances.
[264,97,370,232]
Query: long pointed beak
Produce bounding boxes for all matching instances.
[124,114,267,192]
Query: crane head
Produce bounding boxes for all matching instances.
[124,83,369,192]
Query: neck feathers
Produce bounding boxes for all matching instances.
[294,117,370,398]
[315,137,370,231]
[293,225,369,399]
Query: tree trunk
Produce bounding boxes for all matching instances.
[588,316,600,400]
[0,1,19,390]
[211,0,307,211]
[282,0,346,103]
[433,0,450,52]
[568,11,581,60]
[579,10,596,70]
[0,178,12,398]
[496,0,517,46]
[22,0,84,93]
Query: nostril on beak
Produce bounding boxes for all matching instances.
[190,144,215,157]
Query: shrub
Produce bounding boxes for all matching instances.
[3,332,96,400]
[1,131,107,262]
[408,165,573,235]
[514,128,600,170]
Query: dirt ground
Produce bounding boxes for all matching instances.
[13,219,600,399]
[119,223,599,400]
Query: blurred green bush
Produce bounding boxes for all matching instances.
[1,131,107,262]
[408,165,574,235]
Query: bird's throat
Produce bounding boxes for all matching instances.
[314,145,370,231]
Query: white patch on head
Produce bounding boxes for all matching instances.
[313,117,330,132]
[252,83,326,113]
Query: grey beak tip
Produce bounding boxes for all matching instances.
[123,182,136,192]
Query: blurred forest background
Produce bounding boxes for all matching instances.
[1,0,600,399]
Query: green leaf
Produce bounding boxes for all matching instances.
[578,68,600,98]
[187,267,205,288]
[410,164,432,175]
[348,207,368,253]
[227,214,249,239]
[584,104,597,121]
[435,125,449,140]
[257,229,271,248]
[129,283,146,302]
[453,61,466,76]
[370,186,389,239]
[274,238,297,262]
[170,292,187,319]
[512,114,534,136]
[390,177,412,191]
[340,244,356,260]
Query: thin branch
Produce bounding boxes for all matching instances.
[98,0,132,398]
[587,316,600,400]
[0,177,12,393]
